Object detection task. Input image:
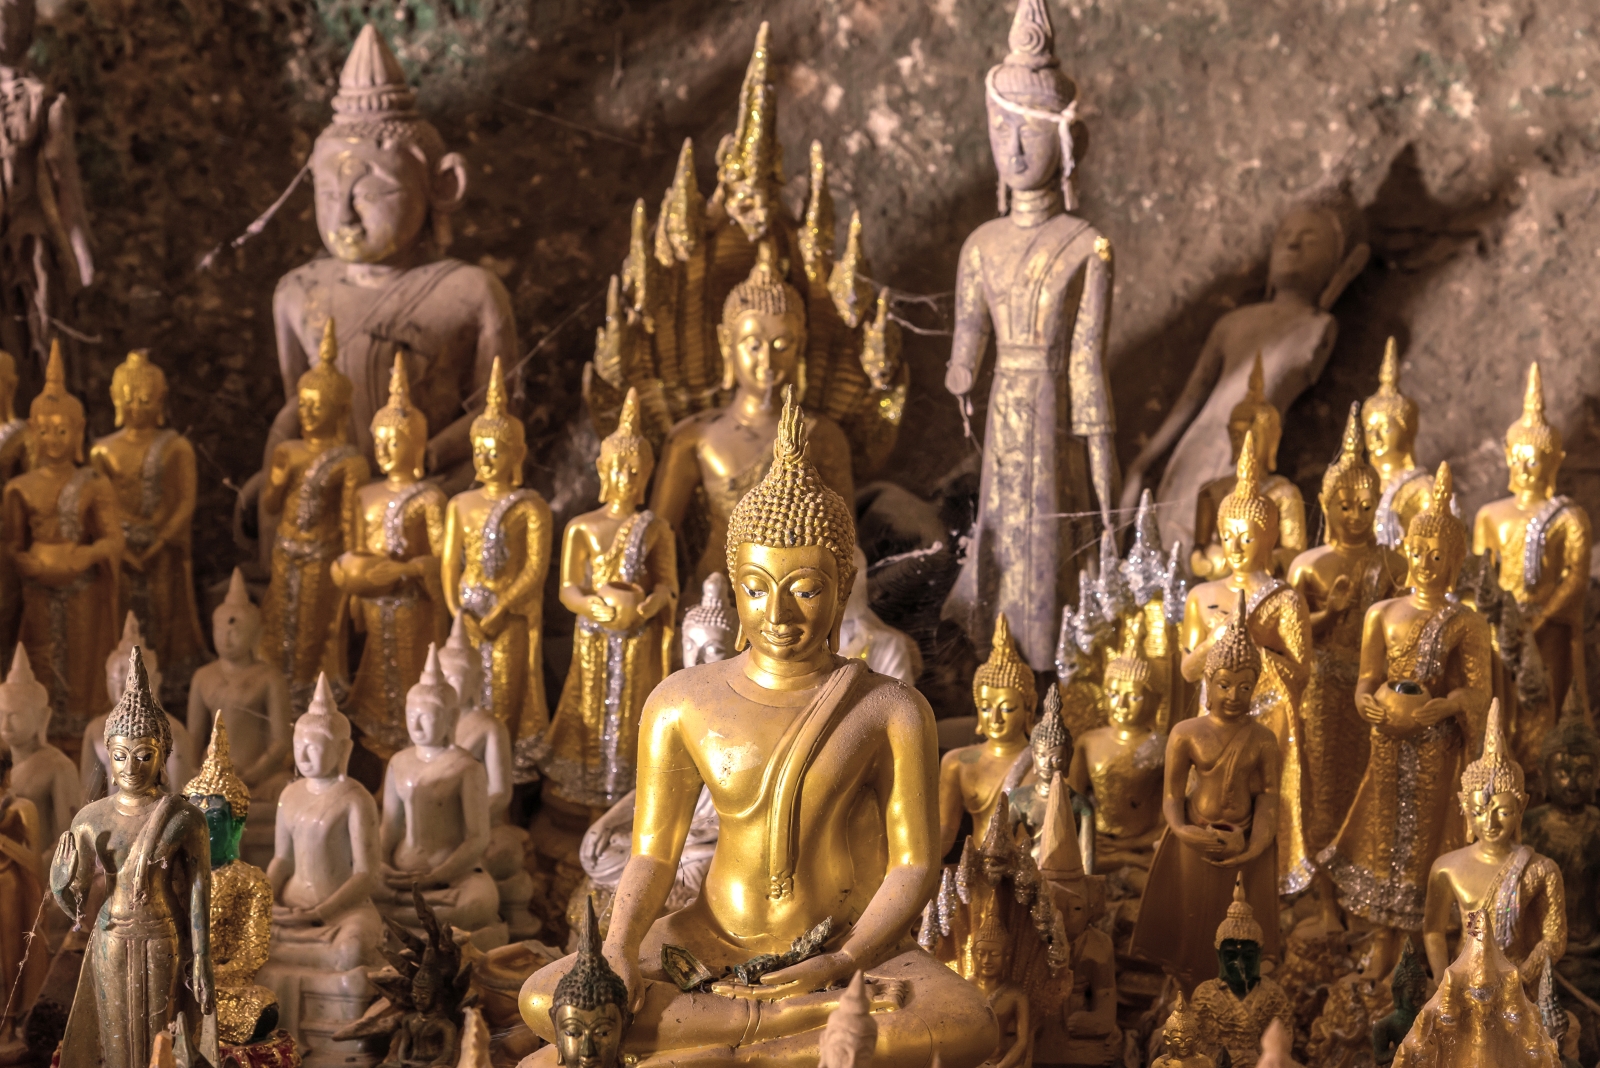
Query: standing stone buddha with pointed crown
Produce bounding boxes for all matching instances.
[265,22,517,503]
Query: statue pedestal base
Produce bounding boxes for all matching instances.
[257,962,379,1068]
[220,1028,303,1067]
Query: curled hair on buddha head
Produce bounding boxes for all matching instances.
[1362,336,1419,438]
[1228,351,1282,473]
[320,24,449,171]
[1541,709,1600,768]
[1322,401,1380,500]
[371,353,428,475]
[31,340,86,461]
[1506,360,1562,456]
[470,357,527,483]
[1460,699,1526,806]
[111,350,168,428]
[1205,587,1262,680]
[1403,462,1466,569]
[599,386,653,478]
[724,385,856,603]
[551,896,631,1023]
[298,320,355,424]
[1217,428,1279,546]
[1105,616,1154,691]
[974,613,1037,711]
[1031,683,1070,758]
[104,646,172,766]
[1214,872,1264,947]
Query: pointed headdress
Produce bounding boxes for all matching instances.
[1031,683,1070,755]
[1506,361,1561,455]
[1104,616,1154,690]
[103,646,171,755]
[111,350,168,428]
[1206,587,1262,678]
[1460,698,1526,801]
[4,645,49,744]
[717,22,783,192]
[470,357,526,477]
[437,614,483,710]
[372,352,427,445]
[299,319,355,413]
[1322,401,1379,497]
[600,386,653,470]
[1214,872,1264,947]
[986,0,1081,209]
[299,672,352,741]
[1228,351,1282,471]
[973,612,1037,709]
[322,23,447,166]
[551,896,630,1017]
[406,643,459,715]
[30,340,85,460]
[1404,461,1466,565]
[1362,336,1419,436]
[183,720,251,818]
[108,611,161,697]
[1217,428,1280,542]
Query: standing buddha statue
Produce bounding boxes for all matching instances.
[1189,352,1308,580]
[538,387,678,808]
[1473,362,1592,750]
[1363,337,1444,547]
[1188,875,1295,1068]
[938,612,1035,858]
[1524,714,1600,1019]
[941,0,1116,673]
[441,357,551,769]
[331,353,448,756]
[90,349,207,696]
[1287,403,1401,934]
[4,341,121,748]
[182,722,279,1047]
[1422,699,1566,989]
[1178,431,1312,893]
[261,321,370,708]
[1318,463,1493,979]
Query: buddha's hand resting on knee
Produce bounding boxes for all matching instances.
[712,950,859,1001]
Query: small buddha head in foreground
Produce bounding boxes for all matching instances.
[717,243,807,402]
[30,341,84,466]
[1161,991,1206,1062]
[1216,432,1279,576]
[372,354,427,481]
[1402,463,1466,594]
[214,569,262,665]
[1204,590,1261,722]
[1031,685,1071,783]
[184,722,250,869]
[724,387,857,667]
[682,573,737,667]
[1321,403,1380,545]
[1362,337,1419,468]
[550,896,630,1068]
[312,24,466,265]
[973,613,1036,746]
[1505,362,1564,500]
[1214,873,1265,997]
[295,674,353,780]
[405,645,459,749]
[1458,700,1527,851]
[1104,622,1158,732]
[470,357,525,489]
[110,350,167,431]
[104,647,171,798]
[1541,712,1599,814]
[1265,179,1368,309]
[598,388,652,511]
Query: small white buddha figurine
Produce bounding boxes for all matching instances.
[187,568,294,868]
[680,572,736,668]
[259,672,384,1050]
[0,644,79,860]
[376,643,501,947]
[80,612,194,796]
[839,545,923,686]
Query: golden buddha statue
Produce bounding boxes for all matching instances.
[1393,908,1561,1068]
[90,349,207,696]
[3,341,122,748]
[1318,463,1494,980]
[261,321,370,708]
[1133,589,1282,995]
[52,647,216,1068]
[1364,338,1446,547]
[1055,597,1108,742]
[970,912,1031,1068]
[331,354,449,756]
[1189,875,1295,1068]
[1153,992,1216,1068]
[0,348,30,657]
[938,612,1035,857]
[519,389,996,1067]
[1287,404,1401,934]
[1179,431,1312,893]
[537,387,678,808]
[1422,699,1566,988]
[441,356,551,763]
[941,0,1117,674]
[1119,490,1187,734]
[1473,361,1592,756]
[1190,352,1308,580]
[182,721,279,1047]
[1067,624,1166,880]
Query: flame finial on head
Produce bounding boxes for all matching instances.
[183,720,251,818]
[470,357,526,476]
[1405,462,1467,567]
[551,896,630,1017]
[1507,360,1561,455]
[30,338,86,457]
[1461,698,1526,801]
[973,613,1037,709]
[1032,683,1069,754]
[1363,336,1419,435]
[104,646,171,754]
[298,319,354,416]
[1217,428,1278,541]
[1323,401,1379,497]
[1214,871,1264,946]
[1206,587,1263,679]
[719,22,781,191]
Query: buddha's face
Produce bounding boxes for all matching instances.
[723,177,773,241]
[438,657,481,712]
[373,423,424,481]
[1106,674,1156,730]
[976,684,1030,744]
[0,690,42,748]
[1464,788,1525,849]
[1220,516,1272,575]
[1217,938,1262,996]
[598,444,649,508]
[1546,751,1597,810]
[313,138,432,264]
[298,385,345,439]
[108,734,166,795]
[1322,482,1378,543]
[1208,667,1258,719]
[720,309,805,399]
[189,794,243,868]
[552,1003,625,1068]
[33,412,80,464]
[406,693,458,748]
[1225,413,1278,471]
[987,101,1060,194]
[1267,208,1340,298]
[213,605,260,662]
[1403,532,1454,591]
[682,621,733,667]
[734,544,841,663]
[973,938,1005,983]
[1060,891,1090,940]
[0,0,35,67]
[117,379,164,431]
[294,723,349,780]
[472,431,522,487]
[1506,440,1560,497]
[1364,411,1411,462]
[1033,740,1066,783]
[1164,1023,1198,1058]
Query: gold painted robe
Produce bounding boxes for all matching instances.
[210,859,277,1046]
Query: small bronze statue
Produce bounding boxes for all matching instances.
[1372,938,1428,1065]
[548,897,630,1068]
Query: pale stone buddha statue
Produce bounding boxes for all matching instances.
[0,644,78,860]
[1153,992,1216,1068]
[1188,875,1295,1068]
[182,722,279,1047]
[839,544,922,686]
[519,389,996,1068]
[377,643,501,946]
[1473,362,1592,756]
[1133,590,1282,995]
[539,387,678,808]
[1318,463,1494,980]
[83,613,195,797]
[1123,182,1370,556]
[268,23,515,490]
[186,569,292,869]
[1178,431,1312,893]
[941,0,1116,674]
[261,321,371,708]
[442,356,551,769]
[1364,338,1448,547]
[1287,404,1401,935]
[1393,908,1561,1068]
[259,673,384,1054]
[332,353,449,757]
[681,572,736,668]
[1423,699,1566,988]
[90,349,208,695]
[938,612,1035,858]
[1188,352,1308,580]
[4,341,121,750]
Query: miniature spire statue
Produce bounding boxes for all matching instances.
[5,341,122,745]
[1371,937,1429,1062]
[0,643,79,860]
[818,971,878,1068]
[91,349,207,696]
[332,352,450,756]
[547,898,631,1068]
[1007,684,1078,854]
[1153,991,1215,1068]
[538,386,678,808]
[1188,874,1295,1068]
[443,356,551,772]
[1473,361,1592,758]
[943,0,1116,674]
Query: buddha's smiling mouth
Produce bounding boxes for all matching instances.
[760,626,804,647]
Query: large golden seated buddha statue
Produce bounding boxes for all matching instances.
[518,390,996,1068]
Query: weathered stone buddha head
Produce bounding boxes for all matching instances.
[1031,685,1071,782]
[312,24,466,265]
[717,242,807,400]
[1542,714,1599,813]
[1217,431,1279,576]
[1321,403,1380,544]
[1363,337,1419,467]
[296,673,353,779]
[0,0,36,69]
[598,388,653,509]
[1460,700,1527,849]
[111,350,167,431]
[470,357,526,488]
[973,614,1035,745]
[405,645,459,749]
[985,0,1079,202]
[1266,180,1369,308]
[714,23,783,243]
[372,353,427,481]
[30,341,83,465]
[104,647,170,795]
[438,613,484,713]
[214,568,263,663]
[1204,590,1261,721]
[184,722,250,868]
[550,897,630,1068]
[1402,464,1465,593]
[1505,362,1564,498]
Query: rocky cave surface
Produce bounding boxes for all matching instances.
[37,0,1600,714]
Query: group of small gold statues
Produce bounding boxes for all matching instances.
[0,2,1595,1068]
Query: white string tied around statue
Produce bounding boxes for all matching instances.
[984,67,1080,213]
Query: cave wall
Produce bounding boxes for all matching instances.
[37,0,1600,602]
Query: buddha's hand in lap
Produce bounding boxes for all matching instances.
[710,951,858,1001]
[272,905,321,928]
